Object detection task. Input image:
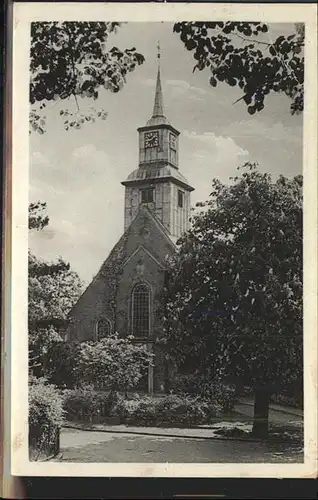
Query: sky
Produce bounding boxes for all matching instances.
[29,22,303,285]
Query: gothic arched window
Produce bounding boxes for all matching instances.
[96,318,111,341]
[132,283,151,338]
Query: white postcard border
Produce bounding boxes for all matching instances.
[8,2,318,478]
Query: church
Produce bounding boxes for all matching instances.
[66,61,195,393]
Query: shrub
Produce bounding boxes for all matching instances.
[171,373,236,412]
[63,385,101,421]
[29,376,64,459]
[155,394,221,425]
[112,394,222,426]
[29,376,65,430]
[63,385,122,421]
[111,395,141,419]
[108,395,152,423]
[207,383,236,413]
[62,387,230,427]
[132,397,158,423]
[30,328,82,389]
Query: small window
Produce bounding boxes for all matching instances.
[96,318,111,341]
[141,188,154,204]
[178,190,184,208]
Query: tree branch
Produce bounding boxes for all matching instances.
[266,30,302,87]
[233,94,247,106]
[73,92,80,111]
[233,32,271,47]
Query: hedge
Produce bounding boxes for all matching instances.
[63,387,230,426]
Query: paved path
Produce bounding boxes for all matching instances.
[57,398,303,463]
[58,428,303,463]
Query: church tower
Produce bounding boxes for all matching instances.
[67,47,197,393]
[122,50,194,241]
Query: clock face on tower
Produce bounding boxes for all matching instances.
[144,131,159,148]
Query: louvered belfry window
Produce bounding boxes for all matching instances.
[132,283,150,338]
[178,189,184,208]
[141,188,154,204]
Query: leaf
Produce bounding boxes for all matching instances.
[248,105,256,115]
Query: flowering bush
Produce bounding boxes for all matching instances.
[76,334,153,392]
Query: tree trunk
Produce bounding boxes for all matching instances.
[252,387,271,438]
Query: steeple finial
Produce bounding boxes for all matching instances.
[152,42,165,118]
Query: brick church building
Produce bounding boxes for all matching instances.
[66,63,194,393]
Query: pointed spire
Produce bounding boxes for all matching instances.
[152,66,165,118]
[146,42,170,126]
[152,42,164,118]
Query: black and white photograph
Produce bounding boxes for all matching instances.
[9,2,317,477]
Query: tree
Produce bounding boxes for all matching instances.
[28,202,83,385]
[30,22,145,133]
[76,334,154,396]
[29,326,82,388]
[28,252,83,331]
[174,22,304,115]
[163,163,302,437]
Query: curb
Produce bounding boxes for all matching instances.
[62,424,301,445]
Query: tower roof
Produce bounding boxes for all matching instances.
[146,67,170,127]
[122,164,194,192]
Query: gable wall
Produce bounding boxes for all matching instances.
[66,207,175,345]
[66,234,128,342]
[116,248,165,338]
